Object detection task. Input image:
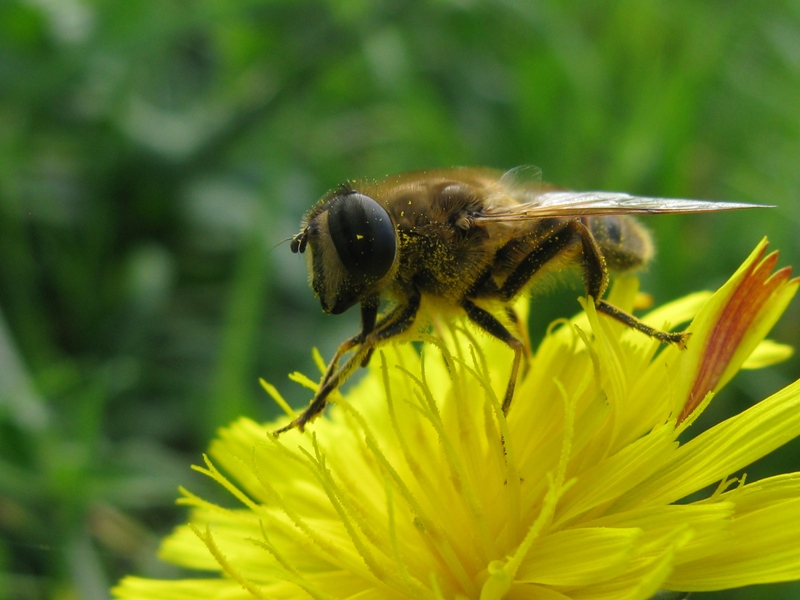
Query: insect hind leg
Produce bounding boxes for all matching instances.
[595,301,689,347]
[572,219,689,348]
[477,218,688,348]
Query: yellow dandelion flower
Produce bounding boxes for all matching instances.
[114,239,800,600]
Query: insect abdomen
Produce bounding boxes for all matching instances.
[587,215,654,272]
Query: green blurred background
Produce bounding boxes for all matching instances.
[1,1,799,598]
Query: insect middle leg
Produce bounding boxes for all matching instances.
[273,290,421,435]
[505,306,532,363]
[465,223,577,413]
[461,299,525,414]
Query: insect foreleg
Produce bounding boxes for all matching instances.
[572,220,689,348]
[314,298,380,389]
[357,298,379,367]
[461,299,525,414]
[274,290,421,435]
[273,345,370,435]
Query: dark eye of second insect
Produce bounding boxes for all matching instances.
[327,192,396,283]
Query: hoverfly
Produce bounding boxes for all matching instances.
[275,166,766,435]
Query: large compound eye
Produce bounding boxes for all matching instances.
[327,192,396,284]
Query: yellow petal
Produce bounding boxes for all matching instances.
[741,339,794,369]
[517,527,643,586]
[614,378,800,509]
[668,497,800,590]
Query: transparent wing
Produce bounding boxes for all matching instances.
[499,164,544,191]
[476,190,771,222]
